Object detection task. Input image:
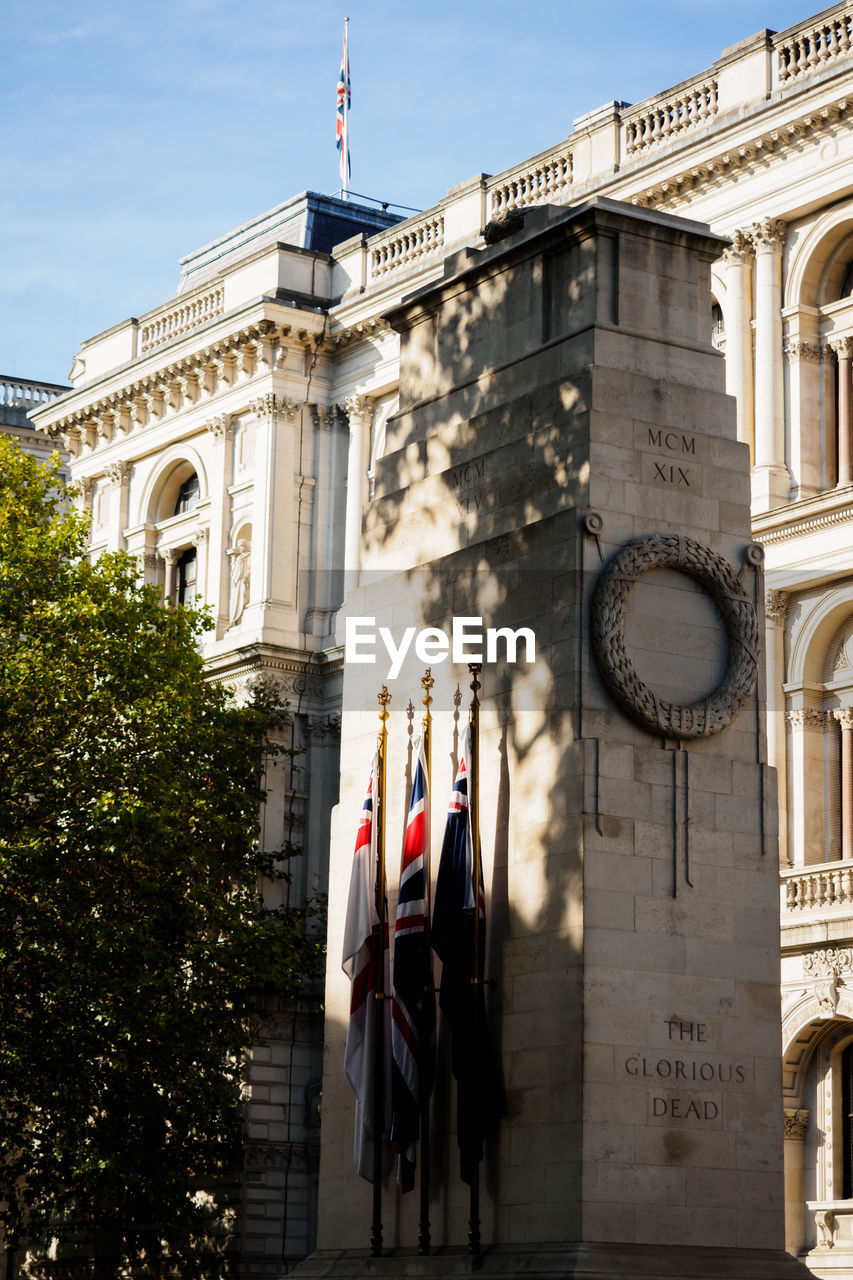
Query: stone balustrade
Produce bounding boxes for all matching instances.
[782,859,853,913]
[486,150,573,217]
[140,284,225,354]
[367,215,445,280]
[623,80,719,156]
[775,9,853,84]
[1,377,67,409]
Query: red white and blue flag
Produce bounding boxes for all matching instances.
[391,737,435,1191]
[342,758,389,1179]
[431,724,494,1184]
[336,20,351,193]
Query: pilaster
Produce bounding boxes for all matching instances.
[766,589,789,866]
[205,413,234,636]
[830,336,853,487]
[342,393,374,581]
[752,218,790,512]
[722,230,755,461]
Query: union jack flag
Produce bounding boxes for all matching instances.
[432,724,496,1184]
[342,758,389,1179]
[391,737,435,1191]
[336,21,351,191]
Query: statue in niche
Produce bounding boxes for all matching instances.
[227,538,251,626]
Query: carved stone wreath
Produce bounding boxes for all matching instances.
[590,534,759,740]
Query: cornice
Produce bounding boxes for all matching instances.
[628,94,851,211]
[752,486,853,545]
[33,308,327,443]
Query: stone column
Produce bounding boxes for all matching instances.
[752,218,789,512]
[831,337,853,487]
[105,459,129,550]
[161,548,177,604]
[835,706,853,860]
[787,707,828,866]
[766,590,789,866]
[205,413,234,636]
[342,394,374,580]
[783,1108,810,1256]
[722,230,755,460]
[193,526,209,605]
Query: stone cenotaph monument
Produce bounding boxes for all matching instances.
[302,198,810,1280]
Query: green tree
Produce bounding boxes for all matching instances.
[0,440,322,1277]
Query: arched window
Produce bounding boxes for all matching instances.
[711,301,725,350]
[176,547,197,605]
[174,473,200,515]
[839,261,853,300]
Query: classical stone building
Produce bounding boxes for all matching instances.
[25,3,853,1274]
[1,375,68,471]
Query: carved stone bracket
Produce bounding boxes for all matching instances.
[783,1108,810,1140]
[590,535,759,739]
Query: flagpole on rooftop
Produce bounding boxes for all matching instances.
[467,664,482,1260]
[419,669,434,1256]
[372,684,391,1255]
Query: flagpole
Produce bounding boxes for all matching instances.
[343,16,350,200]
[372,684,391,1256]
[468,663,482,1259]
[418,668,434,1255]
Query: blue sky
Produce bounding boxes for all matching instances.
[3,0,814,385]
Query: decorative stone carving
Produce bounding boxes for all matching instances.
[310,402,343,432]
[227,538,251,626]
[830,335,853,361]
[834,707,853,731]
[105,460,128,486]
[803,947,853,978]
[279,396,299,421]
[249,393,277,421]
[765,589,789,626]
[193,526,209,549]
[343,393,374,424]
[783,1108,810,1140]
[590,534,759,739]
[783,340,823,364]
[816,1208,835,1249]
[306,713,342,741]
[722,228,754,265]
[786,708,826,731]
[206,413,233,442]
[804,948,853,1018]
[751,217,786,253]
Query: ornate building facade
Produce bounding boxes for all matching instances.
[24,4,853,1275]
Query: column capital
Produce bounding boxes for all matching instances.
[784,339,823,364]
[193,526,210,548]
[206,413,233,442]
[786,707,826,731]
[722,228,754,266]
[310,402,345,432]
[831,335,853,360]
[835,706,853,730]
[342,393,374,424]
[105,459,129,487]
[765,589,789,626]
[249,392,277,422]
[783,1108,810,1141]
[752,217,786,253]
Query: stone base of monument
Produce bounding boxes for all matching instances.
[294,1244,811,1279]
